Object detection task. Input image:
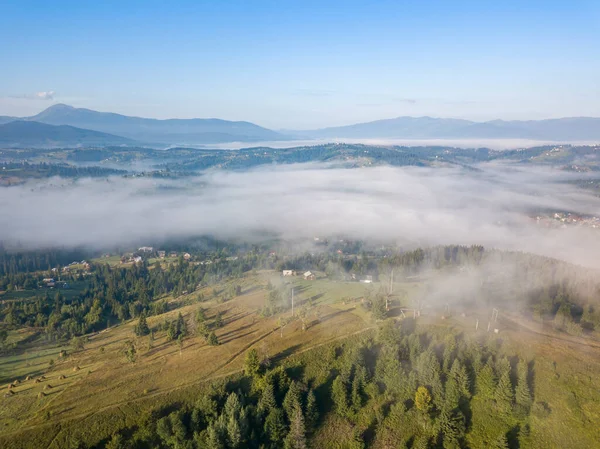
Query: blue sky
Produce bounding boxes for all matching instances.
[0,0,598,128]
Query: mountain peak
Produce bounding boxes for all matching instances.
[42,103,75,112]
[30,103,77,121]
[49,103,74,109]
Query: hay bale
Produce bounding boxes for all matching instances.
[59,375,66,380]
[34,378,41,384]
[4,391,15,397]
[37,392,45,399]
[40,375,46,380]
[13,379,20,384]
[43,384,53,390]
[25,376,31,381]
[73,366,80,372]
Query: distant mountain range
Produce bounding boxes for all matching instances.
[0,121,135,148]
[294,116,600,141]
[1,104,599,148]
[0,104,285,146]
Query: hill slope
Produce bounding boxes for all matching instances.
[22,104,286,144]
[0,121,136,148]
[297,116,600,140]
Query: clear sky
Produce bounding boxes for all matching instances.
[0,0,598,129]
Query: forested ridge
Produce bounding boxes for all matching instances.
[93,323,535,449]
[3,144,600,183]
[2,245,599,350]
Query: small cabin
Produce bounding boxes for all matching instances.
[303,271,316,281]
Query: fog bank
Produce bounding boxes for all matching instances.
[1,163,599,267]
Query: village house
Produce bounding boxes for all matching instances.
[42,278,55,288]
[282,270,296,276]
[183,253,191,260]
[169,251,178,258]
[303,271,316,281]
[157,251,166,258]
[138,247,154,253]
[360,275,373,284]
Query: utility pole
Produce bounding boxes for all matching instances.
[492,308,499,322]
[291,287,294,316]
[475,319,479,331]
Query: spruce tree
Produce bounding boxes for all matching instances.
[491,433,509,449]
[134,313,150,336]
[166,322,177,341]
[207,331,219,346]
[476,360,496,399]
[197,321,209,338]
[283,381,302,419]
[444,376,460,413]
[442,336,456,373]
[176,312,186,337]
[351,366,366,412]
[244,348,261,377]
[224,392,241,420]
[226,415,241,448]
[518,423,532,449]
[438,408,465,449]
[413,435,429,449]
[105,433,124,449]
[305,389,319,430]
[495,358,514,411]
[332,376,349,417]
[284,405,308,449]
[515,361,532,411]
[264,407,287,443]
[206,423,225,449]
[257,381,277,416]
[456,361,471,399]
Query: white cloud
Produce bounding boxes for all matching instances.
[7,91,56,101]
[34,91,56,100]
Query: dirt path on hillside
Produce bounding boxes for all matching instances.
[502,313,600,351]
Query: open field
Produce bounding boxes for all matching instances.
[0,280,89,303]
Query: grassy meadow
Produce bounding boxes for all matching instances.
[1,272,599,448]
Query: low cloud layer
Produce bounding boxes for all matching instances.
[1,163,599,267]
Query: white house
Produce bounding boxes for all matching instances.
[303,271,316,280]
